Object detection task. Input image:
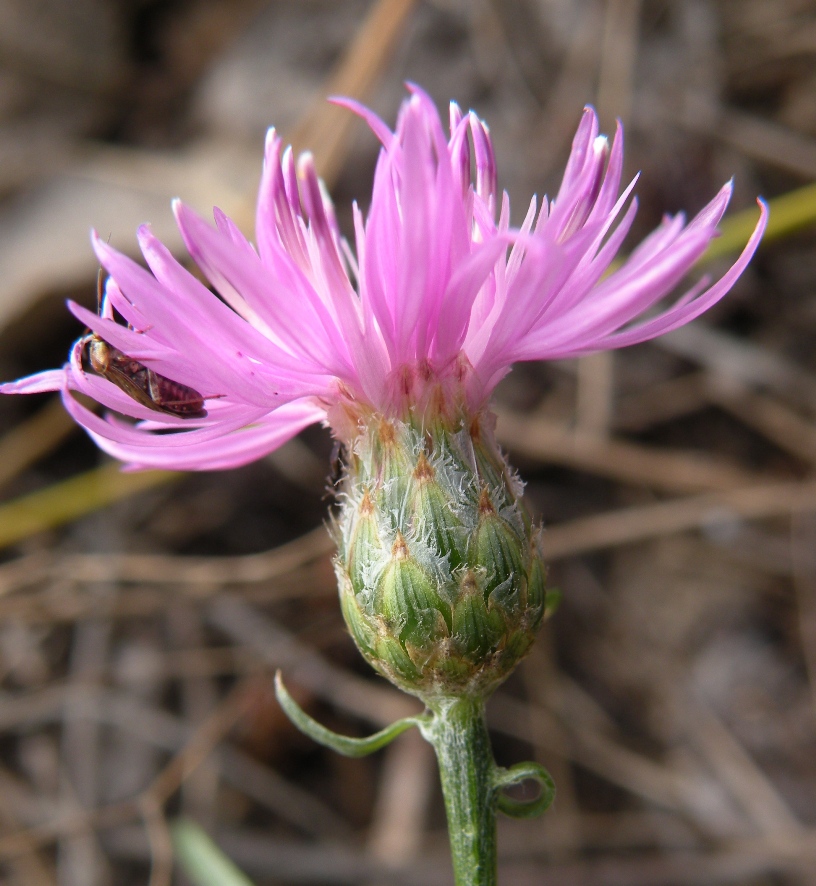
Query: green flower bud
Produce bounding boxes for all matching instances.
[334,412,550,702]
[452,570,505,657]
[377,532,450,651]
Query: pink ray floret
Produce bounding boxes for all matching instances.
[2,87,767,470]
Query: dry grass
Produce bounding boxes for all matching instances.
[0,1,815,883]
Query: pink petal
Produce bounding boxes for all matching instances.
[0,368,68,395]
[92,401,326,471]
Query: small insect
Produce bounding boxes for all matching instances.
[80,272,208,418]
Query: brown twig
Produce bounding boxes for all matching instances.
[139,794,173,886]
[496,407,764,493]
[544,478,816,561]
[287,0,419,186]
[0,678,253,862]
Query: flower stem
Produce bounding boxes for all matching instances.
[275,671,554,883]
[419,696,498,886]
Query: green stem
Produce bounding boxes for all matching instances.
[419,696,497,886]
[275,673,554,885]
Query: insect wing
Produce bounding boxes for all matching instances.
[144,366,207,417]
[107,349,208,418]
[81,335,207,418]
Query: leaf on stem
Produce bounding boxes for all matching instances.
[493,760,556,819]
[274,671,428,756]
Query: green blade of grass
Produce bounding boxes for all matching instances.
[0,462,180,550]
[702,182,816,264]
[172,819,256,886]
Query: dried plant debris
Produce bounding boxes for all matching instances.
[0,0,815,883]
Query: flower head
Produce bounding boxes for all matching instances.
[2,87,768,702]
[2,86,766,470]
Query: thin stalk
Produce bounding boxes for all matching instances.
[275,673,554,885]
[420,696,497,886]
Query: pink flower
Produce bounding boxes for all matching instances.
[2,87,766,471]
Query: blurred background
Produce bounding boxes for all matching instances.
[0,0,814,883]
